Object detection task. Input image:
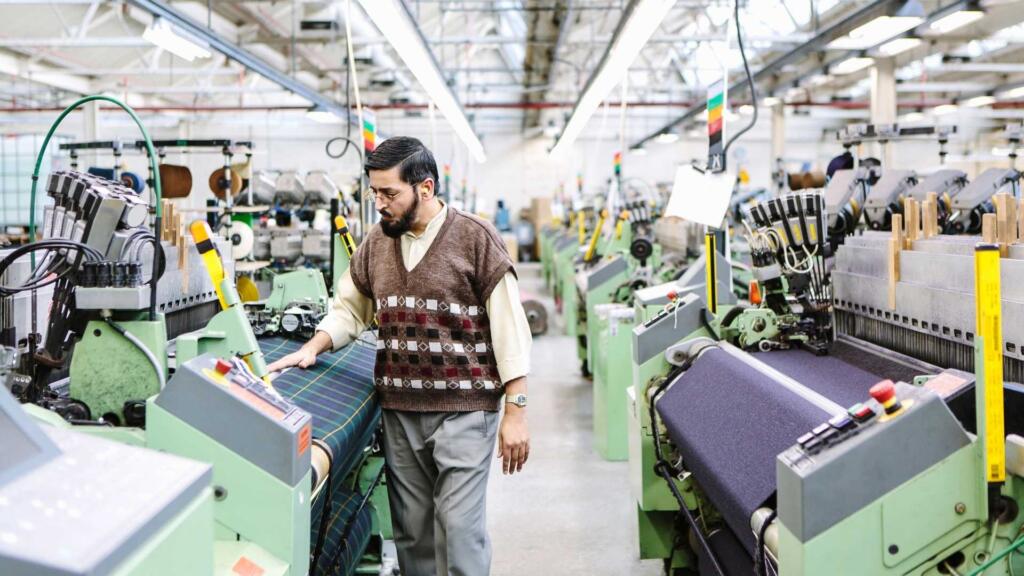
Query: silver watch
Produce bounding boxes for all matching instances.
[505,393,527,408]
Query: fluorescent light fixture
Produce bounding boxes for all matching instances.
[877,37,922,56]
[832,57,874,75]
[655,131,680,144]
[143,17,211,62]
[992,147,1011,157]
[932,104,958,115]
[900,112,925,122]
[998,86,1024,100]
[306,107,342,124]
[358,0,486,163]
[550,0,676,157]
[963,95,996,107]
[929,10,984,34]
[762,96,781,106]
[629,146,648,156]
[827,0,926,51]
[738,104,755,115]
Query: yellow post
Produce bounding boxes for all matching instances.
[189,220,228,310]
[705,232,718,316]
[974,243,1005,502]
[578,210,587,245]
[584,210,607,262]
[334,215,357,257]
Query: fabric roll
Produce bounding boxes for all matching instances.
[656,347,829,553]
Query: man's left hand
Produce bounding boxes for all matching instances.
[497,407,529,475]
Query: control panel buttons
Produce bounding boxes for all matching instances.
[214,359,232,376]
[869,379,903,415]
[848,403,876,423]
[828,414,855,432]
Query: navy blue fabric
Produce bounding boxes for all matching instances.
[260,335,379,576]
[656,347,828,553]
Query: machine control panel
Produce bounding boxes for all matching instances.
[777,382,971,542]
[0,385,211,576]
[155,354,312,487]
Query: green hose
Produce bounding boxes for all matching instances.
[968,535,1024,576]
[28,95,163,319]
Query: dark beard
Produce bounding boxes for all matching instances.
[380,191,420,238]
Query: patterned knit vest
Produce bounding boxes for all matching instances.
[349,207,515,412]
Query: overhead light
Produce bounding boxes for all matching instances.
[762,96,781,106]
[306,106,342,124]
[358,0,486,163]
[963,95,996,107]
[832,57,875,75]
[827,1,926,50]
[550,0,676,156]
[877,37,922,56]
[143,17,211,62]
[738,104,754,115]
[993,147,1012,157]
[997,86,1024,100]
[932,104,959,115]
[655,131,680,144]
[900,112,925,122]
[629,146,648,156]
[929,10,984,34]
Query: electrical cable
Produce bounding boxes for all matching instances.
[0,240,103,295]
[721,0,757,159]
[103,316,165,391]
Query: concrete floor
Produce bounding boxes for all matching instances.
[487,262,663,576]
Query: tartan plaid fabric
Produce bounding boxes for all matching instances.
[261,334,379,576]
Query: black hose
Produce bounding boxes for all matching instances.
[0,240,103,295]
[722,0,757,159]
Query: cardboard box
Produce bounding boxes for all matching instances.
[501,232,519,262]
[529,197,553,232]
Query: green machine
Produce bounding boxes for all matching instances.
[593,250,735,462]
[0,353,216,576]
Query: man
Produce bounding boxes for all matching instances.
[267,137,532,576]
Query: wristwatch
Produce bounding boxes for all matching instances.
[505,393,527,408]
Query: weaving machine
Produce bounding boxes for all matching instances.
[632,182,1024,574]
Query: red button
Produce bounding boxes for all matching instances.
[215,359,232,375]
[869,380,895,404]
[667,291,677,301]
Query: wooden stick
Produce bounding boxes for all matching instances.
[1018,199,1024,245]
[925,192,939,238]
[904,198,919,248]
[982,213,998,245]
[888,237,899,310]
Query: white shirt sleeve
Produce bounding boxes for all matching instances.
[486,271,533,383]
[315,267,376,351]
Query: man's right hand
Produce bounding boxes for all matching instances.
[267,346,318,373]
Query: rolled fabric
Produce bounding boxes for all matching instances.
[159,164,193,199]
[209,167,243,199]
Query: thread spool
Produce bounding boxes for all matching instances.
[159,164,193,199]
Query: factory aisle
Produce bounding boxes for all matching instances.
[487,263,662,576]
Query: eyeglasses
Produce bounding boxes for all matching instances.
[368,179,430,203]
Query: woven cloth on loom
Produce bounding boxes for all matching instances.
[260,335,379,576]
[656,347,829,554]
[753,339,922,408]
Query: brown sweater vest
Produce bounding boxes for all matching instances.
[349,207,515,412]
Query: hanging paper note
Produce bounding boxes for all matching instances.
[665,165,733,229]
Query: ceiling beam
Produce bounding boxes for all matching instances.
[125,0,348,116]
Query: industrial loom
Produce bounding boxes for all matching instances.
[635,189,1024,575]
[0,95,387,576]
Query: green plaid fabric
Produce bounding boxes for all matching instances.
[260,335,379,576]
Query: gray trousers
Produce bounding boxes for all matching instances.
[381,409,500,576]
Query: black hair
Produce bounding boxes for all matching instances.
[364,136,439,189]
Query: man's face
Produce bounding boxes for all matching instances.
[370,166,421,238]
